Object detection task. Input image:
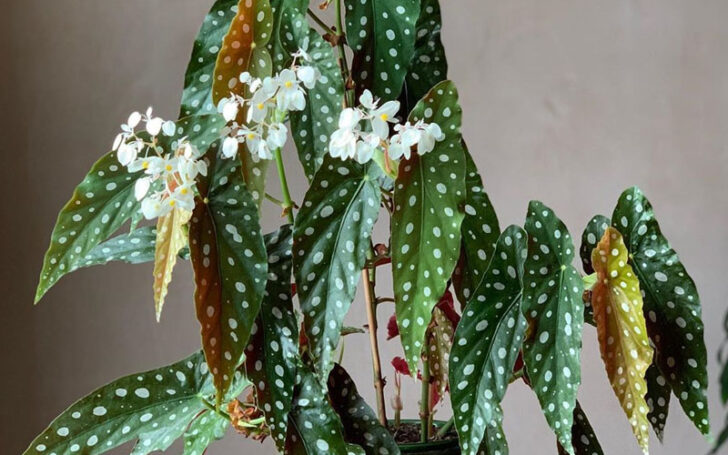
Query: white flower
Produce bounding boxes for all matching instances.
[338,107,362,131]
[356,133,380,164]
[296,65,320,89]
[239,127,272,160]
[276,69,306,112]
[248,88,274,124]
[178,156,207,181]
[267,122,288,149]
[117,139,143,167]
[292,37,312,62]
[162,120,176,137]
[416,122,444,155]
[329,128,358,160]
[220,98,240,122]
[127,111,142,129]
[388,122,421,161]
[141,193,171,219]
[359,90,399,140]
[222,136,239,158]
[134,177,151,201]
[169,184,195,211]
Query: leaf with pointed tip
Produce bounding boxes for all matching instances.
[153,208,192,320]
[521,201,584,455]
[477,419,509,455]
[345,0,420,100]
[293,157,381,382]
[82,226,187,267]
[183,410,228,455]
[591,227,653,453]
[23,351,246,455]
[612,186,710,436]
[450,225,527,455]
[392,80,466,374]
[452,148,501,306]
[558,402,603,455]
[645,362,670,441]
[327,364,400,455]
[427,305,455,398]
[190,147,267,401]
[580,215,610,275]
[244,225,298,451]
[179,0,239,117]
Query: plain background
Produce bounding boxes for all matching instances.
[2,0,728,453]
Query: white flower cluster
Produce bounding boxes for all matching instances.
[218,43,320,161]
[329,90,445,164]
[112,108,207,220]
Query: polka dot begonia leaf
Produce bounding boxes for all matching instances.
[644,362,671,441]
[591,227,653,454]
[611,186,710,437]
[179,0,239,117]
[285,367,355,455]
[474,418,508,455]
[189,145,268,403]
[452,148,501,307]
[345,0,420,101]
[580,214,610,276]
[521,201,585,455]
[153,207,192,321]
[183,409,229,455]
[327,364,400,455]
[244,225,299,452]
[82,225,188,268]
[557,402,603,455]
[292,157,382,383]
[23,351,248,455]
[392,80,466,375]
[34,114,223,304]
[269,1,345,181]
[449,225,528,455]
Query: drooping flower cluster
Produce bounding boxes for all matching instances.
[329,90,446,164]
[218,43,321,161]
[112,108,207,219]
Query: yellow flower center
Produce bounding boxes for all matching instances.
[165,164,173,172]
[169,200,176,206]
[284,81,293,88]
[380,113,389,121]
[142,161,149,169]
[247,133,255,140]
[257,103,264,110]
[181,188,188,195]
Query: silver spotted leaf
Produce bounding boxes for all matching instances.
[179,0,238,117]
[327,364,400,455]
[477,418,509,455]
[579,215,610,275]
[521,201,584,455]
[345,0,420,101]
[35,114,224,303]
[392,80,467,374]
[190,146,268,402]
[183,410,228,455]
[83,225,189,267]
[612,186,710,436]
[293,157,381,383]
[557,402,603,455]
[245,225,298,451]
[450,225,527,455]
[645,362,670,441]
[23,351,245,455]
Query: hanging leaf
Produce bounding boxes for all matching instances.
[269,1,345,180]
[449,225,527,455]
[190,147,268,401]
[452,148,501,305]
[580,215,610,275]
[521,201,584,455]
[612,186,710,436]
[591,227,653,453]
[478,419,509,455]
[152,208,192,320]
[557,402,603,455]
[293,157,381,382]
[245,225,298,451]
[82,226,186,268]
[327,364,400,455]
[183,410,229,455]
[345,0,420,100]
[427,302,456,398]
[645,362,671,441]
[23,352,246,455]
[179,0,239,117]
[392,80,467,374]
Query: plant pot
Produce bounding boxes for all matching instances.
[392,420,460,455]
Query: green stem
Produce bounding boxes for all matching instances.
[307,8,335,35]
[420,354,431,443]
[363,249,388,427]
[273,147,295,224]
[202,398,232,422]
[334,0,355,107]
[435,417,455,439]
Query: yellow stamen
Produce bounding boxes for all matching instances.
[142,161,149,169]
[284,81,293,88]
[380,113,389,121]
[165,164,173,172]
[181,188,188,195]
[247,133,255,140]
[169,200,176,206]
[257,103,264,110]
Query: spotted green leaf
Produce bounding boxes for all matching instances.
[179,0,239,117]
[23,351,244,455]
[183,410,228,455]
[558,402,603,455]
[453,148,501,306]
[450,225,527,455]
[345,0,420,101]
[327,364,400,455]
[82,226,187,267]
[392,80,467,375]
[580,215,610,275]
[190,147,268,401]
[270,1,345,180]
[591,227,653,453]
[612,186,710,436]
[478,419,509,455]
[645,362,670,441]
[522,201,584,455]
[293,157,381,382]
[427,305,455,397]
[244,225,298,451]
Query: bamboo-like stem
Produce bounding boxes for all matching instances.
[362,263,388,427]
[420,354,431,443]
[273,147,295,224]
[307,8,335,35]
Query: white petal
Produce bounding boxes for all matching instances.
[162,120,176,137]
[146,118,163,136]
[222,137,239,158]
[378,101,400,119]
[371,117,389,140]
[359,90,375,109]
[338,108,361,130]
[222,100,239,122]
[127,112,141,129]
[134,178,151,201]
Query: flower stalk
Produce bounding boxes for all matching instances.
[420,352,431,443]
[362,250,388,427]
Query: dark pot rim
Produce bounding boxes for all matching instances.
[389,419,459,451]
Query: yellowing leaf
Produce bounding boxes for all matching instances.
[153,208,192,321]
[591,227,653,454]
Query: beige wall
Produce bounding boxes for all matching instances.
[3,1,728,454]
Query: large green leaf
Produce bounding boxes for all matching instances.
[612,186,710,436]
[183,410,229,455]
[558,402,603,455]
[179,0,238,117]
[478,420,508,455]
[293,157,381,382]
[245,225,298,450]
[190,146,268,401]
[23,352,244,455]
[453,148,501,306]
[645,362,671,441]
[345,0,420,100]
[270,0,345,181]
[392,80,467,375]
[35,115,223,303]
[449,225,526,455]
[521,201,584,454]
[579,215,610,275]
[327,364,400,455]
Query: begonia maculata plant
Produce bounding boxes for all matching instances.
[27,1,712,454]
